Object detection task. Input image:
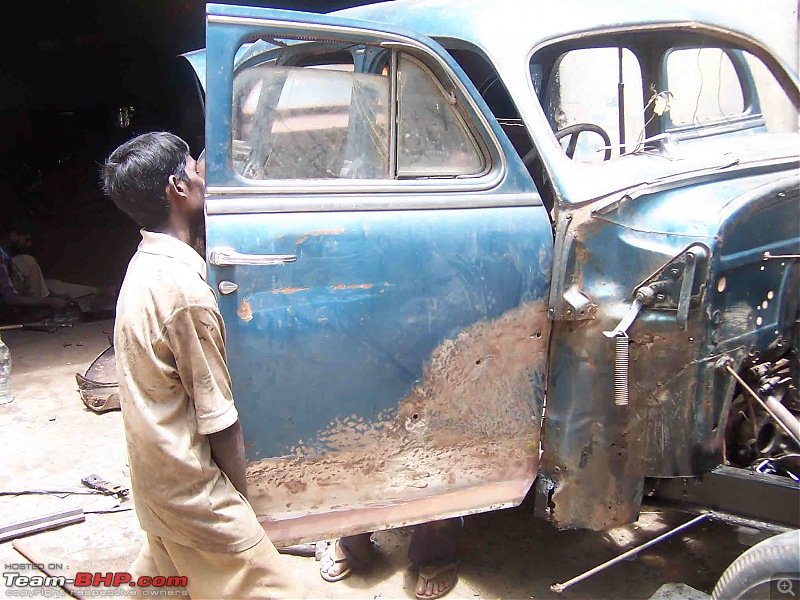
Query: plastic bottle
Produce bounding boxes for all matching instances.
[0,333,13,405]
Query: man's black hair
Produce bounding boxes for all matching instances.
[101,132,191,230]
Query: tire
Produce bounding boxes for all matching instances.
[712,530,800,599]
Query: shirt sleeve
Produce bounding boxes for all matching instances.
[163,305,239,435]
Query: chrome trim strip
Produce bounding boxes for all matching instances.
[389,49,398,179]
[209,248,298,266]
[207,168,503,195]
[205,192,542,215]
[208,13,507,193]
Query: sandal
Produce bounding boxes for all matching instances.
[415,562,459,600]
[319,534,376,583]
[319,539,352,582]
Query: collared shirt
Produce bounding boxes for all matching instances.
[114,230,264,553]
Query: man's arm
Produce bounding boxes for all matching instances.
[208,419,249,500]
[165,305,249,496]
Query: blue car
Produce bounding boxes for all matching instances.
[185,0,799,568]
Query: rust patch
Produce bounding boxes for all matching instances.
[296,228,346,245]
[237,299,253,322]
[247,300,549,529]
[331,283,374,290]
[271,287,310,295]
[632,333,667,350]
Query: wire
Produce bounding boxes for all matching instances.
[85,508,134,515]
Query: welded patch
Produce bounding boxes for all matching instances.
[247,300,549,527]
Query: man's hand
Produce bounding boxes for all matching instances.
[208,419,249,500]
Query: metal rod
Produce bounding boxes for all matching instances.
[617,47,625,155]
[725,365,800,447]
[550,513,710,593]
[765,394,800,441]
[763,252,800,260]
[0,509,85,543]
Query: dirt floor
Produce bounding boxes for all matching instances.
[0,320,774,599]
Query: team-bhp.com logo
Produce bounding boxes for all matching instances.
[4,570,188,597]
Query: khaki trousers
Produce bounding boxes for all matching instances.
[130,532,301,599]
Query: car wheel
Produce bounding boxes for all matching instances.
[712,530,799,599]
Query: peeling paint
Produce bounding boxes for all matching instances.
[271,287,310,295]
[237,299,253,322]
[331,283,374,290]
[296,228,346,245]
[247,300,549,537]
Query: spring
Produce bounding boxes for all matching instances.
[614,334,629,406]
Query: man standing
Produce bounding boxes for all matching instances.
[102,132,296,599]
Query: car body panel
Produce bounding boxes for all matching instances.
[536,167,799,529]
[204,4,553,544]
[196,0,800,540]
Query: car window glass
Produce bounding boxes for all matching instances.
[232,51,390,180]
[543,48,644,162]
[397,55,483,176]
[743,52,798,133]
[231,41,487,182]
[665,48,744,126]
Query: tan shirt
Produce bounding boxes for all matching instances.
[115,230,264,553]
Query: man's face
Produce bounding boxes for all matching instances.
[196,153,206,181]
[183,154,206,222]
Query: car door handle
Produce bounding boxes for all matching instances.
[208,248,297,267]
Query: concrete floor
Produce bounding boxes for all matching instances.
[0,320,772,599]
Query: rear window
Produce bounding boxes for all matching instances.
[665,48,745,126]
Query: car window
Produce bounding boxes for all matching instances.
[232,51,389,180]
[664,47,797,134]
[665,48,744,126]
[543,48,644,162]
[743,52,799,133]
[231,40,485,181]
[397,55,483,176]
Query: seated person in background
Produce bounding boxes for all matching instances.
[0,228,100,301]
[0,246,68,315]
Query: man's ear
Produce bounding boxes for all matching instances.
[166,175,188,201]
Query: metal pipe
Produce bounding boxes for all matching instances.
[550,513,710,593]
[725,365,800,447]
[765,394,800,442]
[0,509,85,544]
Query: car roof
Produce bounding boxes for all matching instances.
[332,0,789,69]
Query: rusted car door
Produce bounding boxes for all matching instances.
[203,4,553,544]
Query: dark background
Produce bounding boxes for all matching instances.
[0,0,369,290]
